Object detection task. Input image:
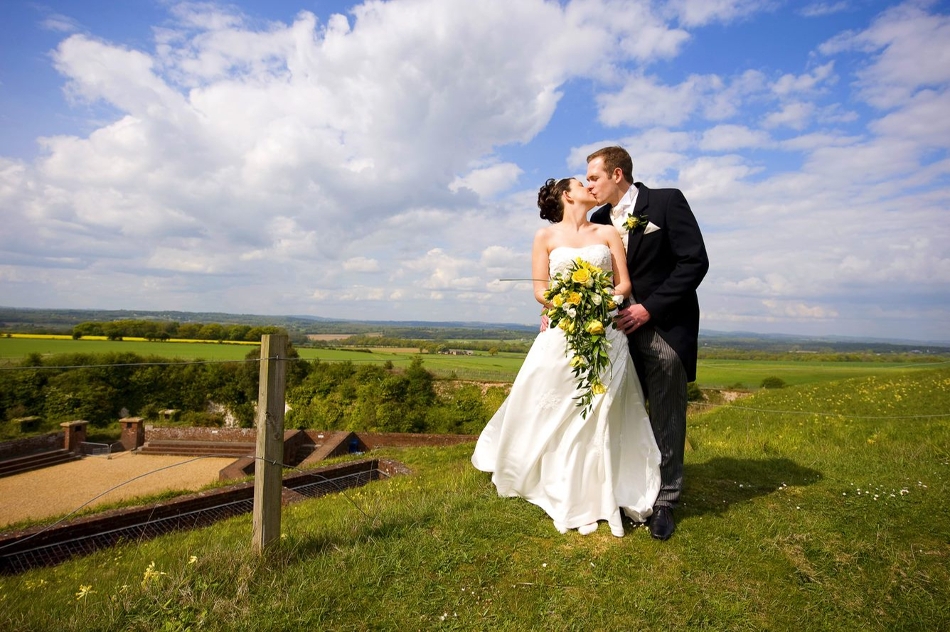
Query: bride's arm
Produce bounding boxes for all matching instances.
[605,229,631,299]
[531,229,552,308]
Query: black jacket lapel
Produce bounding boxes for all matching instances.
[625,183,649,267]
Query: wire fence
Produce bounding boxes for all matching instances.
[0,456,389,574]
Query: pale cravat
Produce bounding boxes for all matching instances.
[609,187,639,250]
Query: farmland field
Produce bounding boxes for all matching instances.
[0,336,261,362]
[695,357,948,389]
[1,335,945,387]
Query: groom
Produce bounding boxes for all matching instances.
[586,146,708,540]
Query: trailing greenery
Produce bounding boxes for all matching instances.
[1,368,947,630]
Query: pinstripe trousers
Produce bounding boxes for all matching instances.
[630,325,688,509]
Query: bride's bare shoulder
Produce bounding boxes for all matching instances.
[533,224,558,245]
[591,223,619,242]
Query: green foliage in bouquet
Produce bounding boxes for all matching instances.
[543,257,622,418]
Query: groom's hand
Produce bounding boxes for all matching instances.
[615,303,651,334]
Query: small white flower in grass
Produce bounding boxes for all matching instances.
[188,555,198,565]
[900,489,910,496]
[542,563,547,568]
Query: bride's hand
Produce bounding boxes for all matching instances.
[539,313,550,332]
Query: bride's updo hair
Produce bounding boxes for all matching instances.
[538,177,573,223]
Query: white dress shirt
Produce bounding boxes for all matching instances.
[609,186,639,250]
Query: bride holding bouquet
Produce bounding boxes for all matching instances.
[472,177,660,537]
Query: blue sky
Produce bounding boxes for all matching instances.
[1,0,948,341]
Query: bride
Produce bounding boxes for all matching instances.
[472,177,660,537]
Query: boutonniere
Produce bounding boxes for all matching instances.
[622,212,648,233]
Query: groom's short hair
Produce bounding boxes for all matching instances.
[587,146,633,184]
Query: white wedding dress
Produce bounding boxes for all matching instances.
[472,244,661,535]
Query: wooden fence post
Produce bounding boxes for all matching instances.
[252,334,288,553]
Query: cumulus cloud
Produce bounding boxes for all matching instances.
[4,0,696,319]
[450,162,524,199]
[1,0,948,340]
[819,2,950,108]
[699,125,772,151]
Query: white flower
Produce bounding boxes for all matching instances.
[591,293,602,306]
[612,295,624,307]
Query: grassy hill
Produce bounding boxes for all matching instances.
[1,368,948,630]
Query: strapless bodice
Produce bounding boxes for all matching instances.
[549,244,612,278]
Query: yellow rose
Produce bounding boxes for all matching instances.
[569,355,586,368]
[571,268,591,284]
[567,292,582,306]
[552,294,565,308]
[591,382,606,395]
[586,320,605,335]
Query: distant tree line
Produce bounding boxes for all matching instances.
[697,348,949,362]
[0,350,501,440]
[71,319,287,342]
[329,334,532,354]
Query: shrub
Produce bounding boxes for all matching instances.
[760,376,787,389]
[686,382,704,401]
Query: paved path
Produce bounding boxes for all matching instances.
[0,452,236,528]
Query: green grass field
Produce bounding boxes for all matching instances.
[0,337,527,382]
[1,367,948,630]
[696,357,948,389]
[3,336,945,388]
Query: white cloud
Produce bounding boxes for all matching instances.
[771,62,836,96]
[597,73,702,128]
[762,300,839,319]
[664,0,775,27]
[40,14,81,33]
[343,257,380,272]
[819,2,950,108]
[699,125,771,151]
[762,101,815,129]
[800,2,850,18]
[449,162,523,198]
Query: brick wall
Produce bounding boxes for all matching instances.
[0,433,64,461]
[146,426,257,442]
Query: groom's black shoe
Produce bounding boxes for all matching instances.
[648,506,675,541]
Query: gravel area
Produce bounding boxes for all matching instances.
[0,452,236,528]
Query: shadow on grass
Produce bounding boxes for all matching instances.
[682,457,822,518]
[280,504,443,562]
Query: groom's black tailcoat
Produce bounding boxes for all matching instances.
[590,183,709,382]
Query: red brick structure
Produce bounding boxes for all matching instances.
[119,417,145,451]
[60,420,88,453]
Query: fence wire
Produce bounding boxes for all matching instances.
[0,458,387,574]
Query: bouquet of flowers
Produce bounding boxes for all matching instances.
[543,257,623,418]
